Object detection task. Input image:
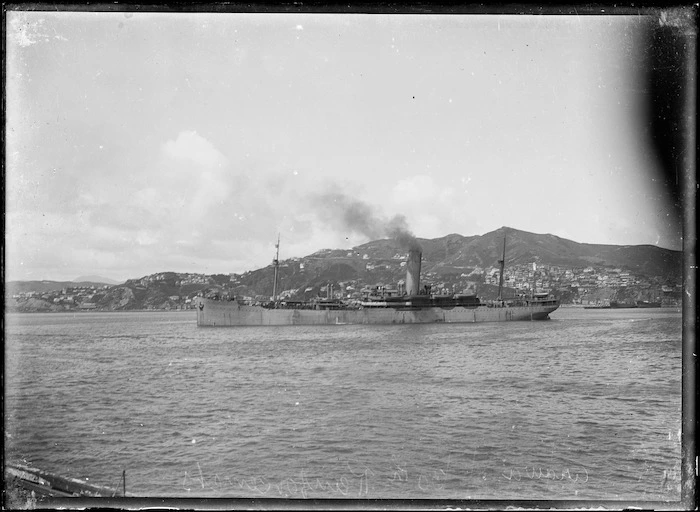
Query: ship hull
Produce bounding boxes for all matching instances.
[195,298,559,326]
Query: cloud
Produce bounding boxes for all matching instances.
[135,131,232,237]
[391,174,454,206]
[392,175,437,203]
[123,130,234,229]
[25,130,241,277]
[386,174,470,238]
[61,130,317,277]
[5,210,104,280]
[162,130,227,169]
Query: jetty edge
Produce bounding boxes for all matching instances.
[4,463,129,505]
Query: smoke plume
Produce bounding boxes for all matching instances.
[312,192,422,251]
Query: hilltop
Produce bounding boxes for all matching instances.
[73,275,121,285]
[5,227,683,312]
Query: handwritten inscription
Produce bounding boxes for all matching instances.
[182,462,371,498]
[501,466,589,483]
[180,458,587,498]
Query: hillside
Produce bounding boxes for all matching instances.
[415,227,681,278]
[6,227,683,311]
[233,227,681,301]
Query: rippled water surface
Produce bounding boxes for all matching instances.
[4,308,683,501]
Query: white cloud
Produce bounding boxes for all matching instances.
[190,169,231,216]
[135,230,159,246]
[146,130,234,224]
[60,130,302,277]
[387,174,464,238]
[391,174,455,206]
[393,175,433,201]
[4,130,242,280]
[5,209,115,281]
[162,130,227,169]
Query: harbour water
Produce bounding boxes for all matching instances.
[4,307,683,502]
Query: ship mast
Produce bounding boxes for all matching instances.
[272,234,280,303]
[497,234,506,302]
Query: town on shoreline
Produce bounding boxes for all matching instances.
[7,259,682,313]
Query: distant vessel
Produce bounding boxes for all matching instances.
[196,236,559,326]
[610,301,639,309]
[635,300,662,308]
[585,300,662,310]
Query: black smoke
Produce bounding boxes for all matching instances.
[311,192,422,251]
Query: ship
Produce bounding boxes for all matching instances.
[195,236,559,326]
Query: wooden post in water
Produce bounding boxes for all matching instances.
[122,469,126,497]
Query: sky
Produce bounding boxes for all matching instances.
[5,10,686,283]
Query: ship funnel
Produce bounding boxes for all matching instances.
[406,249,422,296]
